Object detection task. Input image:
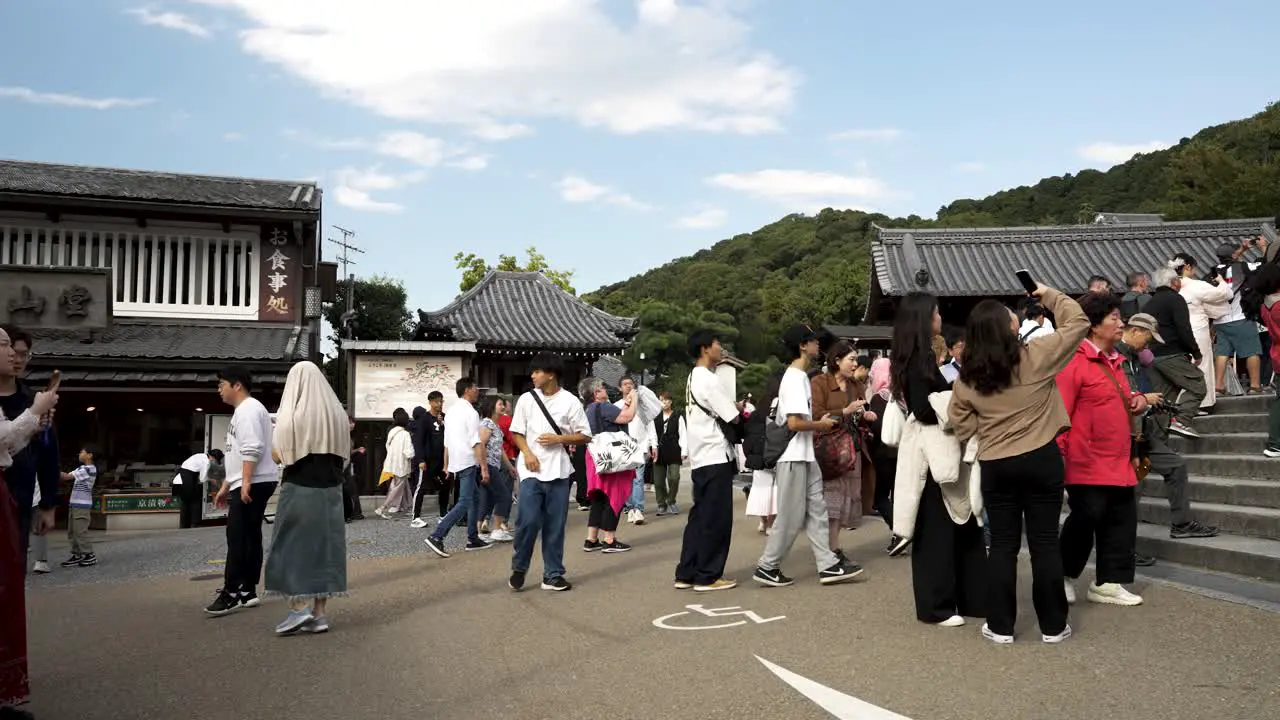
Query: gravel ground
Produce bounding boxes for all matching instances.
[26,510,485,590]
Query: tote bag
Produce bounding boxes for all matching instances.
[587,404,647,474]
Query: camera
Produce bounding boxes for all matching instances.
[1150,400,1179,415]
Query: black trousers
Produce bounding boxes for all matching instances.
[587,493,620,532]
[1061,484,1138,585]
[910,476,988,623]
[438,473,458,517]
[981,442,1069,637]
[571,448,588,507]
[412,467,444,519]
[342,469,362,520]
[174,470,204,529]
[871,450,896,529]
[676,461,735,585]
[224,482,276,593]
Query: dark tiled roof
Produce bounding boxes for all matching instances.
[872,218,1270,297]
[0,159,320,211]
[23,369,287,385]
[31,321,299,361]
[591,355,629,388]
[417,271,638,350]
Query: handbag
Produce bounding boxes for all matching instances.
[880,395,907,448]
[1096,361,1152,480]
[586,404,646,474]
[815,429,857,478]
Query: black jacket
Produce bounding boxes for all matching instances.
[410,408,445,472]
[1147,286,1199,361]
[0,379,61,511]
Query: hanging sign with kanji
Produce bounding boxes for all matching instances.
[258,225,300,322]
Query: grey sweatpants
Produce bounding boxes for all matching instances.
[1149,354,1207,426]
[757,460,838,573]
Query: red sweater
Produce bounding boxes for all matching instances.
[1056,341,1138,487]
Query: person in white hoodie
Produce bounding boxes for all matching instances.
[1171,253,1233,410]
[618,376,657,525]
[206,366,279,616]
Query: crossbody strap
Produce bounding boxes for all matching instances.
[1093,360,1141,438]
[527,391,563,435]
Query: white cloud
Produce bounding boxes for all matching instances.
[830,128,903,142]
[331,166,424,213]
[557,175,651,211]
[674,207,728,229]
[126,8,212,38]
[192,0,798,136]
[375,131,447,167]
[709,169,896,212]
[1078,141,1170,166]
[954,161,985,173]
[448,156,489,171]
[222,131,245,141]
[0,86,154,110]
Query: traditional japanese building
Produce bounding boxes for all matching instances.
[863,216,1274,326]
[0,160,335,492]
[342,270,637,487]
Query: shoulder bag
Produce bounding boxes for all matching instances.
[1095,361,1151,480]
[685,375,745,445]
[586,403,646,474]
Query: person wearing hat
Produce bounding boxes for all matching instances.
[1120,313,1218,554]
[752,324,864,588]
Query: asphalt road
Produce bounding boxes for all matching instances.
[24,491,1280,720]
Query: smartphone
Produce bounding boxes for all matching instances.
[1015,269,1038,295]
[46,369,61,393]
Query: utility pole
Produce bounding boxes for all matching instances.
[328,226,364,340]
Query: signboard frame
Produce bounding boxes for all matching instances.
[0,266,114,331]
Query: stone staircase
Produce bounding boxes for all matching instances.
[1140,394,1280,584]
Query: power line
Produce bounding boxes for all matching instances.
[328,226,366,340]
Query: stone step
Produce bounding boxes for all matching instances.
[1184,453,1280,480]
[1135,521,1280,584]
[1138,497,1280,540]
[1170,432,1268,455]
[1196,413,1268,435]
[1213,394,1273,414]
[1141,475,1280,510]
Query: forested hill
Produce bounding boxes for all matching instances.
[586,102,1279,374]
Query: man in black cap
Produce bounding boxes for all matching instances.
[753,324,864,588]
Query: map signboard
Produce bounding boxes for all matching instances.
[352,354,463,420]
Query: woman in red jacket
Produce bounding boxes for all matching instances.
[1057,292,1148,608]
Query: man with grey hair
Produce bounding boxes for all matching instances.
[617,376,656,525]
[1145,267,1205,438]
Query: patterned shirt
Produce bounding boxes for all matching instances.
[480,418,505,468]
[69,464,98,509]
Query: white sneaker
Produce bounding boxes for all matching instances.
[981,623,1014,644]
[374,508,392,520]
[32,561,50,574]
[1087,582,1144,606]
[632,510,646,526]
[625,509,637,524]
[408,517,428,529]
[489,528,514,543]
[1042,625,1073,644]
[938,614,965,628]
[1064,579,1077,605]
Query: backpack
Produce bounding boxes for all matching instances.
[1237,261,1268,323]
[1119,292,1145,322]
[742,410,766,470]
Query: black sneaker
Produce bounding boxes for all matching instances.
[887,535,912,557]
[834,548,849,564]
[239,589,261,608]
[1134,552,1157,567]
[424,535,451,558]
[1171,521,1219,539]
[465,538,494,552]
[205,590,240,616]
[509,570,526,591]
[601,540,632,553]
[819,560,865,585]
[60,554,83,568]
[77,553,97,567]
[541,576,572,592]
[583,539,603,552]
[752,566,794,587]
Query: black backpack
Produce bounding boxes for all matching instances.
[742,410,766,470]
[1236,261,1268,323]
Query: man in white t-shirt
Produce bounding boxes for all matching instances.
[207,366,279,616]
[675,330,744,592]
[425,377,490,557]
[507,353,591,592]
[1212,238,1268,394]
[173,448,224,529]
[754,325,864,588]
[617,376,656,525]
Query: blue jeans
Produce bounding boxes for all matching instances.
[625,464,646,513]
[511,475,572,581]
[490,465,514,520]
[432,466,477,541]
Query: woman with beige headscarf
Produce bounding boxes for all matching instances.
[264,361,351,636]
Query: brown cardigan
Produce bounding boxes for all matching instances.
[810,372,861,431]
[948,288,1091,462]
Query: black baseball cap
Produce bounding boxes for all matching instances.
[782,324,820,349]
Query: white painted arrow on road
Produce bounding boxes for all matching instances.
[755,655,914,720]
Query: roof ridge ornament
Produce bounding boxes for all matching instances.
[900,232,931,288]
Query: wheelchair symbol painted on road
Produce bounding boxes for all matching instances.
[652,604,786,631]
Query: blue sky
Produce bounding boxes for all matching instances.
[1,0,1277,318]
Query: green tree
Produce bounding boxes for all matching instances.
[454,246,576,294]
[322,275,413,398]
